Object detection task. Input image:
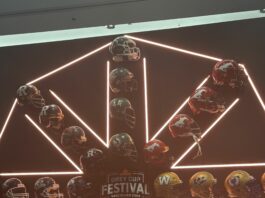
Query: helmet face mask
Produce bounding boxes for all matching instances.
[109,133,138,163]
[109,36,141,62]
[144,139,169,165]
[154,172,184,198]
[212,59,247,89]
[39,104,64,130]
[169,114,202,159]
[80,148,105,176]
[2,178,29,198]
[189,172,217,198]
[61,126,87,153]
[225,170,260,198]
[110,67,138,94]
[110,98,136,129]
[188,86,225,115]
[67,176,97,198]
[16,85,45,108]
[34,177,63,198]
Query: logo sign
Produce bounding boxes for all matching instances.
[101,170,150,198]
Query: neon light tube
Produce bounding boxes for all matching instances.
[25,114,82,173]
[172,163,265,170]
[171,98,239,168]
[27,43,110,85]
[49,90,108,147]
[143,58,150,143]
[150,76,209,141]
[0,99,17,141]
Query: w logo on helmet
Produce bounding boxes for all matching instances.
[158,175,171,185]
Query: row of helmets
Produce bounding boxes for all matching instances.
[3,36,141,198]
[4,35,250,198]
[2,170,265,198]
[155,170,265,198]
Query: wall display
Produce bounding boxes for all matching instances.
[0,18,264,197]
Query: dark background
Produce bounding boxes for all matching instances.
[0,18,264,196]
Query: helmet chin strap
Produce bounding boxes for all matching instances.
[190,133,202,160]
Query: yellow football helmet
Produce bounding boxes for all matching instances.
[224,170,254,198]
[261,173,265,192]
[154,172,183,198]
[189,171,217,198]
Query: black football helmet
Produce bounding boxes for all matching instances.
[109,36,141,62]
[34,177,63,198]
[67,176,98,198]
[109,133,138,163]
[2,178,29,198]
[61,126,87,153]
[110,98,136,129]
[109,67,138,94]
[16,84,45,108]
[80,148,105,176]
[39,104,64,130]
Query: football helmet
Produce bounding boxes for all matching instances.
[225,170,263,198]
[143,139,169,165]
[109,133,138,162]
[154,172,184,198]
[110,97,136,129]
[188,86,225,114]
[189,171,217,198]
[109,36,141,62]
[212,59,247,89]
[2,178,29,198]
[16,84,45,108]
[80,148,105,176]
[61,126,87,152]
[39,104,64,130]
[34,177,63,198]
[168,114,202,159]
[109,67,138,93]
[261,173,265,192]
[67,176,98,198]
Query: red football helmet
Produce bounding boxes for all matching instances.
[143,139,169,165]
[188,86,225,115]
[169,114,202,159]
[212,59,247,89]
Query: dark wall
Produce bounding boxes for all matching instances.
[0,18,264,196]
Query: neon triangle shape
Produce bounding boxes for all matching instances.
[0,43,110,176]
[129,35,265,169]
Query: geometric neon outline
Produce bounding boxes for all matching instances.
[0,115,83,176]
[0,35,264,173]
[27,43,111,85]
[143,57,150,143]
[0,43,110,176]
[0,99,17,142]
[149,76,210,141]
[126,35,264,111]
[106,61,110,147]
[171,98,239,168]
[126,35,265,169]
[49,89,108,148]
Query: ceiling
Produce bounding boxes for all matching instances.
[0,0,264,35]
